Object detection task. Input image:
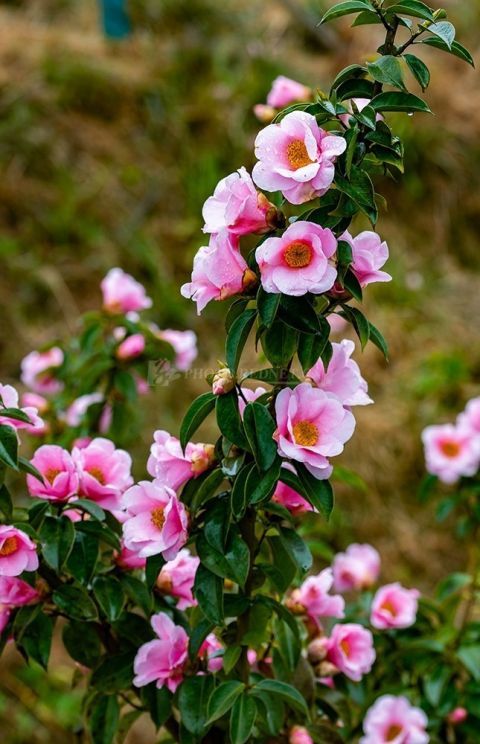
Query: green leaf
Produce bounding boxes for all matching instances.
[424,663,452,706]
[340,306,370,349]
[52,583,98,621]
[62,620,102,667]
[336,78,376,102]
[261,320,298,368]
[140,685,172,729]
[197,529,250,587]
[75,520,121,551]
[334,168,377,223]
[404,53,431,91]
[367,55,406,90]
[230,693,257,744]
[91,651,135,692]
[242,368,299,387]
[319,0,372,25]
[145,553,166,591]
[331,64,368,91]
[231,462,256,519]
[0,424,18,469]
[118,573,152,616]
[351,9,382,25]
[17,612,53,669]
[296,464,334,519]
[266,536,297,592]
[66,532,98,584]
[386,1,434,22]
[204,498,230,553]
[243,403,277,472]
[257,287,280,328]
[93,576,125,622]
[421,37,475,67]
[226,299,249,332]
[343,269,363,302]
[457,645,480,681]
[0,408,32,424]
[193,565,224,625]
[180,392,217,451]
[279,296,321,335]
[179,675,216,735]
[39,515,75,571]
[72,499,105,521]
[251,679,309,716]
[368,320,389,359]
[114,370,137,402]
[297,323,330,374]
[223,645,242,674]
[191,468,225,512]
[206,681,245,725]
[89,695,120,744]
[278,527,312,574]
[248,457,282,505]
[189,615,215,660]
[0,484,12,519]
[426,20,455,49]
[216,391,250,451]
[370,91,431,113]
[226,309,257,374]
[436,572,471,602]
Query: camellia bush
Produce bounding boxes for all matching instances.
[0,2,477,743]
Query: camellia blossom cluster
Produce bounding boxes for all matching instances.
[422,396,480,484]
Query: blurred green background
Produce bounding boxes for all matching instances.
[0,0,479,740]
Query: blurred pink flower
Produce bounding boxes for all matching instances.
[289,726,314,744]
[157,548,199,610]
[101,268,152,314]
[256,221,337,296]
[202,167,275,236]
[307,340,372,407]
[332,543,381,593]
[360,695,429,744]
[72,437,133,511]
[115,542,147,570]
[371,583,420,630]
[457,397,480,436]
[448,708,467,725]
[252,111,346,205]
[0,526,38,576]
[64,393,103,427]
[274,383,355,479]
[27,444,79,502]
[181,231,257,314]
[133,612,188,692]
[199,633,223,672]
[0,383,44,432]
[20,347,64,395]
[289,568,345,624]
[340,230,391,288]
[266,76,311,108]
[147,430,215,491]
[116,333,145,360]
[422,424,479,484]
[158,329,198,371]
[326,623,376,681]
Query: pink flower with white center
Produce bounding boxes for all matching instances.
[202,167,276,236]
[274,383,355,479]
[288,568,345,624]
[307,340,373,407]
[238,386,268,417]
[101,268,152,314]
[421,424,479,484]
[272,464,313,515]
[20,347,64,395]
[133,612,188,692]
[457,397,480,436]
[0,526,38,576]
[371,583,420,630]
[0,383,44,432]
[267,76,311,108]
[157,549,199,610]
[256,221,337,296]
[332,543,381,593]
[72,437,133,511]
[115,543,147,570]
[181,231,257,315]
[252,111,346,205]
[147,430,215,491]
[116,333,146,360]
[289,726,314,744]
[64,393,103,427]
[121,481,188,561]
[158,329,198,371]
[27,445,79,502]
[199,633,223,672]
[340,230,391,288]
[326,623,376,682]
[360,695,429,744]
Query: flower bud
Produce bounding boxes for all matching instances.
[314,660,339,678]
[253,104,276,123]
[241,268,258,294]
[212,368,236,396]
[448,708,467,725]
[433,8,447,20]
[307,636,328,664]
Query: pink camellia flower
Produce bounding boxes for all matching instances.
[64,393,103,427]
[202,167,276,236]
[360,695,429,744]
[101,268,152,314]
[115,542,147,570]
[0,576,40,633]
[0,383,44,432]
[72,437,133,511]
[326,623,376,682]
[340,230,391,288]
[307,340,373,407]
[133,612,188,692]
[199,633,224,672]
[116,333,146,360]
[0,526,38,576]
[448,708,467,725]
[421,424,479,484]
[272,464,313,515]
[252,111,346,205]
[274,383,355,478]
[256,221,337,296]
[20,347,64,395]
[21,392,49,414]
[122,481,188,560]
[147,430,215,491]
[158,330,198,371]
[27,445,79,502]
[327,314,348,335]
[289,726,314,744]
[371,583,420,630]
[267,76,311,108]
[157,548,199,610]
[288,568,345,624]
[332,543,381,592]
[238,386,268,417]
[181,231,257,315]
[457,397,480,436]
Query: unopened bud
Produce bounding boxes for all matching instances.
[191,443,216,474]
[253,104,276,123]
[315,660,339,678]
[433,8,447,20]
[307,636,328,664]
[212,368,236,396]
[241,268,258,294]
[448,708,468,725]
[285,595,306,616]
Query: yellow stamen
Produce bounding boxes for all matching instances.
[385,724,403,741]
[292,421,319,447]
[151,507,165,530]
[440,441,461,458]
[287,139,314,170]
[87,467,106,485]
[284,241,313,269]
[0,537,18,556]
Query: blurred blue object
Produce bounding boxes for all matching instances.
[98,0,132,39]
